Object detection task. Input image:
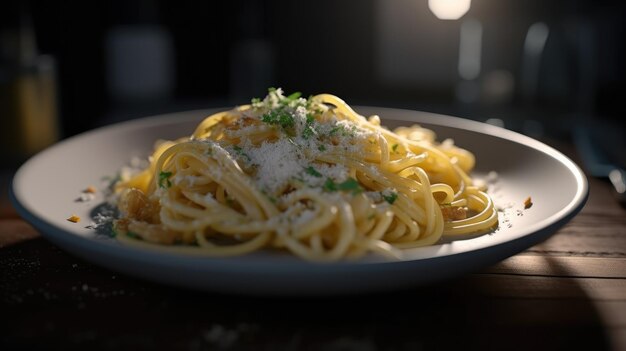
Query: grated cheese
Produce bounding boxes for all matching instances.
[200,90,381,199]
[245,138,305,195]
[293,209,317,227]
[77,193,95,202]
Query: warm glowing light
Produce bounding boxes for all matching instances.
[428,0,471,20]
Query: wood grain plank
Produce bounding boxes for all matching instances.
[596,302,626,328]
[524,211,626,258]
[467,274,626,300]
[463,299,626,327]
[516,155,626,259]
[0,170,19,219]
[580,173,626,217]
[484,256,626,278]
[0,219,39,247]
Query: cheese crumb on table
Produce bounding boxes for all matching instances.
[67,215,81,223]
[77,193,95,202]
[524,196,533,209]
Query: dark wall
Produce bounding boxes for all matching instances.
[2,0,624,143]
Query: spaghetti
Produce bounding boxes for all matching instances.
[113,88,498,261]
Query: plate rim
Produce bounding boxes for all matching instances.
[9,107,589,283]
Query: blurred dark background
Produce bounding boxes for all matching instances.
[1,0,624,169]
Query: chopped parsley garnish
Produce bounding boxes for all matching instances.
[261,109,295,135]
[318,145,326,152]
[305,166,322,177]
[382,191,398,204]
[302,127,315,139]
[158,171,173,188]
[323,179,337,192]
[329,124,355,138]
[338,178,362,193]
[302,114,317,139]
[323,177,363,194]
[392,143,399,152]
[286,92,302,101]
[329,125,342,136]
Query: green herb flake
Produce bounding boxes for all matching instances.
[302,114,317,139]
[337,178,362,193]
[302,126,315,139]
[261,110,295,133]
[329,125,342,136]
[323,177,363,194]
[318,145,326,152]
[305,166,322,178]
[158,171,173,188]
[286,92,302,100]
[323,178,338,192]
[392,144,399,152]
[251,97,261,104]
[328,124,355,138]
[382,191,398,204]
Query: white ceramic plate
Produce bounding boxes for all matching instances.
[11,107,588,295]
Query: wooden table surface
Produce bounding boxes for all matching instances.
[1,142,625,351]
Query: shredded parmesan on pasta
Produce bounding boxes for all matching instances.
[112,89,498,261]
